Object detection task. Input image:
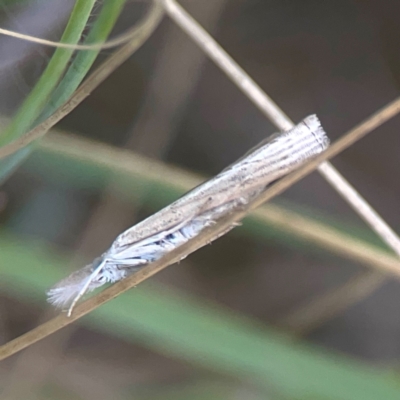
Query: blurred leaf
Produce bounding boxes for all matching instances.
[27,133,396,262]
[0,0,127,180]
[129,381,264,400]
[0,0,31,6]
[38,0,127,122]
[0,232,399,400]
[277,198,390,251]
[0,0,97,147]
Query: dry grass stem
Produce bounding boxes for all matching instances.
[254,206,400,274]
[163,0,400,335]
[0,4,159,52]
[0,1,164,158]
[162,0,400,259]
[0,98,399,360]
[0,0,398,366]
[40,128,400,275]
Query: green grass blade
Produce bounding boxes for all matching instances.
[39,0,127,121]
[0,0,97,181]
[0,0,127,181]
[0,232,399,399]
[29,133,397,259]
[0,0,97,146]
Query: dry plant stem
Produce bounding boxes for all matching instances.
[1,318,77,400]
[0,1,165,159]
[0,11,159,52]
[318,163,400,255]
[0,0,396,254]
[254,206,400,275]
[0,0,398,358]
[1,101,400,360]
[40,131,400,276]
[165,0,400,332]
[162,0,400,258]
[1,0,397,261]
[245,97,400,244]
[161,0,293,130]
[69,0,229,275]
[281,167,400,335]
[263,199,389,336]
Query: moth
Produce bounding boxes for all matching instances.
[47,115,329,316]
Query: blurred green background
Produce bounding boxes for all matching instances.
[0,0,400,399]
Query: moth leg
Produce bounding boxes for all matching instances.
[67,257,107,317]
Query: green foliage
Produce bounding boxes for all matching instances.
[0,2,398,399]
[0,0,97,146]
[28,137,394,258]
[0,232,399,400]
[0,0,126,180]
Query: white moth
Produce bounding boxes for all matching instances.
[47,115,329,316]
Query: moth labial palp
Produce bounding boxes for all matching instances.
[47,114,330,316]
